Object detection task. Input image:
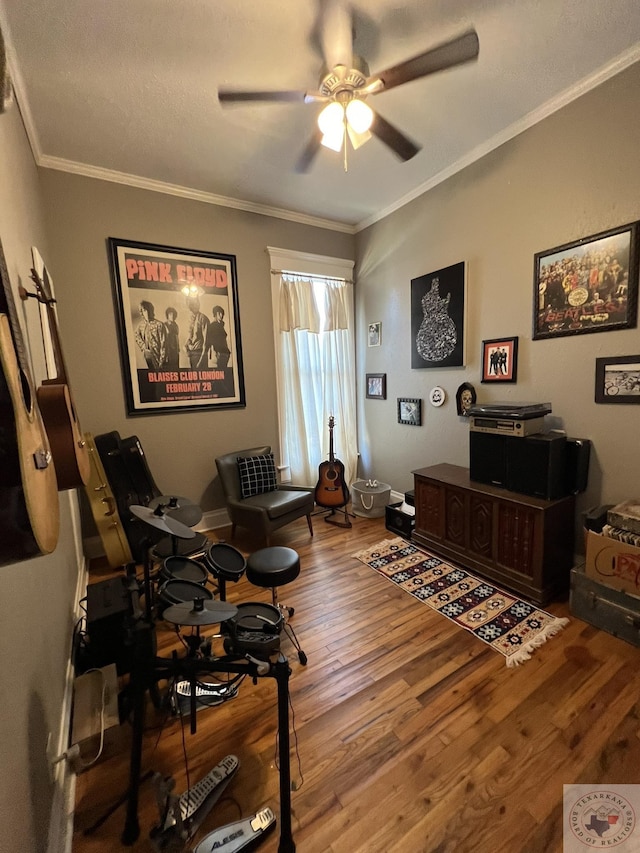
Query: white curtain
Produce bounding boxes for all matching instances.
[275,273,357,487]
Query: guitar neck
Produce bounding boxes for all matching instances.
[328,416,336,462]
[0,248,32,382]
[32,267,69,384]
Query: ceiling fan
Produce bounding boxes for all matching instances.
[217,1,479,172]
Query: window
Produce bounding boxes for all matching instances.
[268,246,357,486]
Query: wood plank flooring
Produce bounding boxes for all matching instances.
[72,514,640,853]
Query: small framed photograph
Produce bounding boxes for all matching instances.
[368,321,381,347]
[533,221,639,340]
[595,354,640,403]
[366,373,386,399]
[397,397,422,426]
[481,337,518,383]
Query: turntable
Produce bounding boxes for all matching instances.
[467,401,551,437]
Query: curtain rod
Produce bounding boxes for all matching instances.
[271,268,354,285]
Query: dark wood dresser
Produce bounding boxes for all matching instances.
[412,463,575,605]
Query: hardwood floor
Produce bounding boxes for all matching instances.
[72,514,640,853]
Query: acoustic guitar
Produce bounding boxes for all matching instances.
[28,261,90,490]
[0,238,59,564]
[314,416,349,508]
[83,432,133,568]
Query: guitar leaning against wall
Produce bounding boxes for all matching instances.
[25,258,91,490]
[0,238,59,564]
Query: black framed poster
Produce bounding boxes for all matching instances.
[109,238,245,415]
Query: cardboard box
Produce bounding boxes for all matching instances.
[585,529,640,597]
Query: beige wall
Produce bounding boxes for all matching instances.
[38,171,355,513]
[0,102,84,852]
[356,60,640,538]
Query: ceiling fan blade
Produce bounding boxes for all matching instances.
[371,29,479,93]
[295,129,323,173]
[319,0,353,70]
[218,90,308,104]
[370,112,421,162]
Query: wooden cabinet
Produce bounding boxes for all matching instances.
[412,463,575,605]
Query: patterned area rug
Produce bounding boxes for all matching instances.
[353,537,569,667]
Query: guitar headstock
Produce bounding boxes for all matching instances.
[29,265,55,306]
[328,415,335,429]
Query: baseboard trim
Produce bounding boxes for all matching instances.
[47,553,88,853]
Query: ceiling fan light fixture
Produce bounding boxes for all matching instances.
[345,99,373,133]
[346,124,371,150]
[317,101,344,136]
[321,127,345,152]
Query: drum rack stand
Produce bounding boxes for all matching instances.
[89,572,296,853]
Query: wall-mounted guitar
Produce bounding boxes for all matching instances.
[0,238,59,564]
[314,415,352,528]
[21,256,91,490]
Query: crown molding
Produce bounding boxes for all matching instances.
[355,43,640,232]
[37,155,356,235]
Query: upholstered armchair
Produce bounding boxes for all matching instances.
[215,446,314,545]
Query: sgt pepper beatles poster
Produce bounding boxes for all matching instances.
[109,238,245,415]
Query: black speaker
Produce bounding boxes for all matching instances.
[506,433,567,500]
[470,431,570,499]
[565,437,591,494]
[469,431,509,488]
[83,577,133,675]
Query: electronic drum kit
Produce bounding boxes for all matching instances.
[119,497,297,853]
[129,496,286,660]
[108,495,306,853]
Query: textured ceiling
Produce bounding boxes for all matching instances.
[1,1,640,230]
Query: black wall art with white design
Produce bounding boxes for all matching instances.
[411,261,465,368]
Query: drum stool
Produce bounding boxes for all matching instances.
[246,546,307,665]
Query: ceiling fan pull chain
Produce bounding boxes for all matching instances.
[343,119,349,172]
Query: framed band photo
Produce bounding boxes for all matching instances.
[481,336,518,383]
[533,221,639,340]
[366,373,386,399]
[108,238,246,415]
[595,354,640,404]
[397,397,422,426]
